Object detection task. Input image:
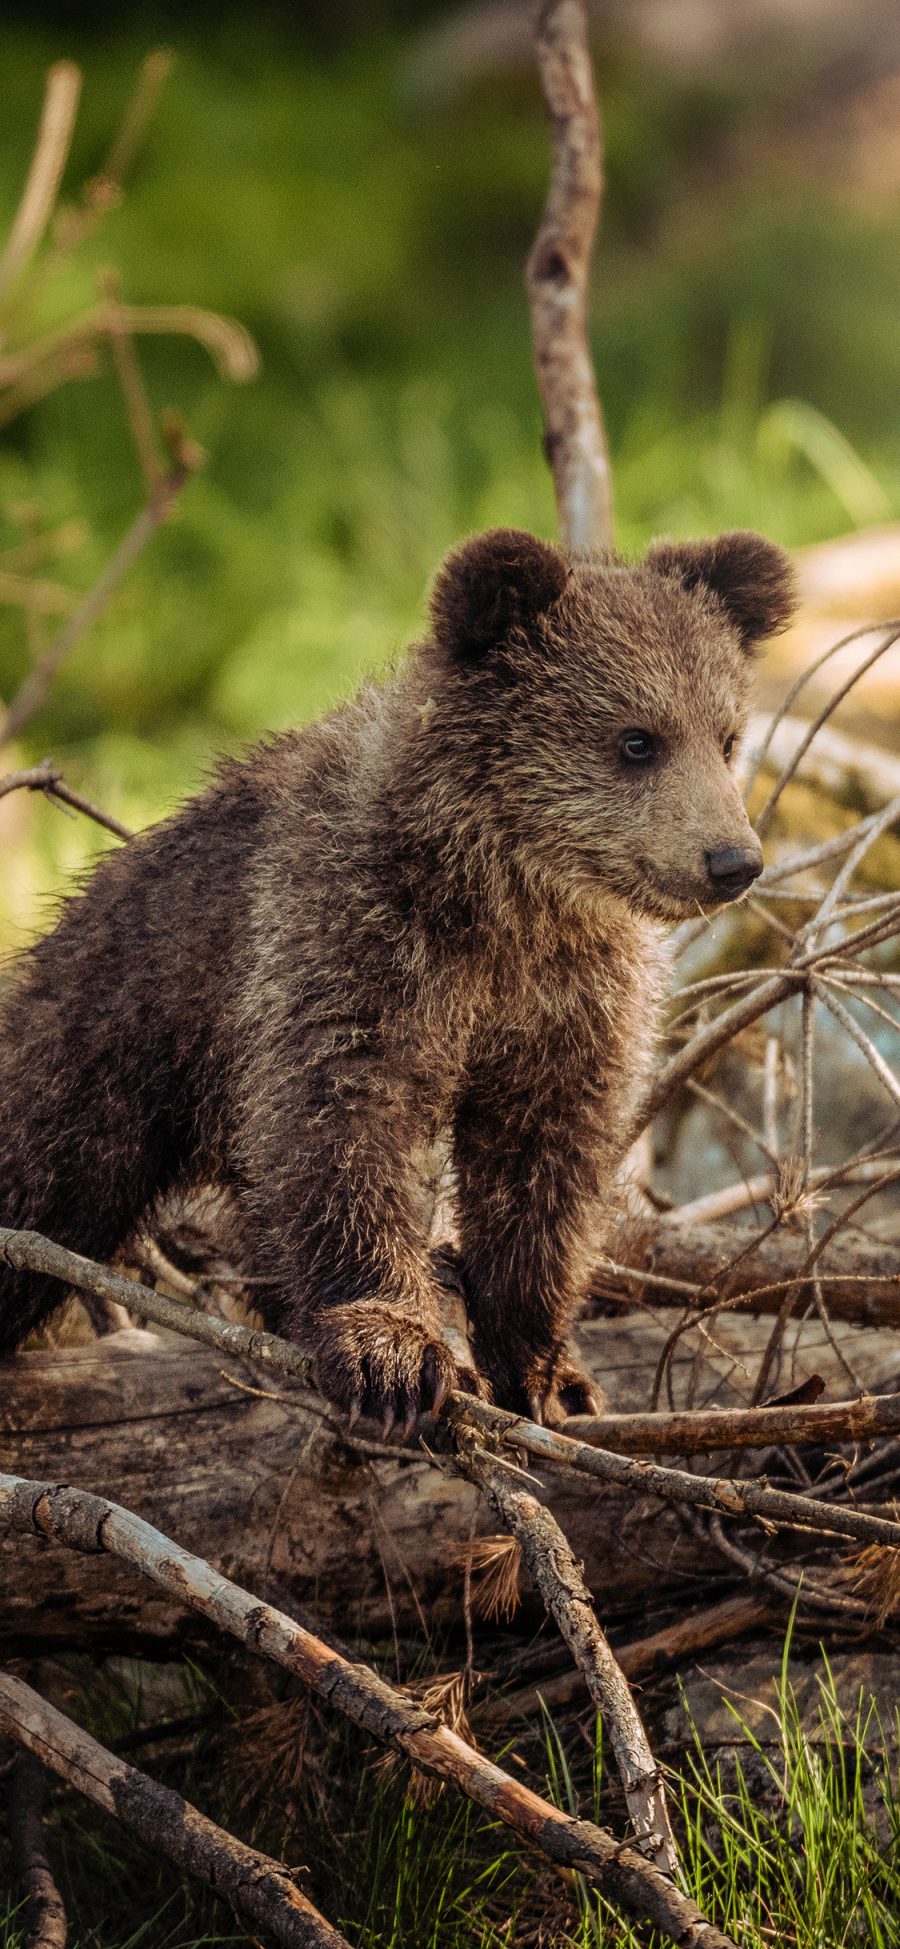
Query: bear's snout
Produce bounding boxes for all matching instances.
[704,842,763,900]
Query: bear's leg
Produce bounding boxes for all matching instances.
[451,1032,622,1425]
[231,1036,481,1431]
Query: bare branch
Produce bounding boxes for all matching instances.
[0,1673,349,1949]
[461,1439,678,1874]
[753,630,900,836]
[0,1473,738,1949]
[702,1511,871,1618]
[664,1157,888,1230]
[492,1592,774,1722]
[0,1227,313,1380]
[527,0,612,547]
[7,1748,67,1949]
[448,1402,900,1552]
[5,1219,899,1440]
[561,1389,900,1456]
[101,270,164,494]
[0,301,259,392]
[0,760,132,840]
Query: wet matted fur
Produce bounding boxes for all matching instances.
[0,527,793,1425]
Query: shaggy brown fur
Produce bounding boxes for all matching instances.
[0,527,793,1425]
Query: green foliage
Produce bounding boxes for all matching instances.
[0,16,899,924]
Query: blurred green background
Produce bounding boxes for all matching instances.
[2,0,900,932]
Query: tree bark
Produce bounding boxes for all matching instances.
[592,1217,900,1328]
[1,1301,893,1656]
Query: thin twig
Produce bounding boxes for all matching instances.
[0,760,132,840]
[745,630,900,807]
[702,1512,870,1618]
[102,269,163,493]
[0,63,81,300]
[0,456,197,748]
[0,301,259,391]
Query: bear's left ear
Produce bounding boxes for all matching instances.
[430,528,568,662]
[646,530,795,651]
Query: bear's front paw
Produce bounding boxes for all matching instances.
[484,1346,605,1428]
[531,1356,605,1428]
[313,1299,483,1438]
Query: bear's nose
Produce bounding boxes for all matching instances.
[705,844,763,898]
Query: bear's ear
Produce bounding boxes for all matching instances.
[430,528,568,662]
[646,530,795,651]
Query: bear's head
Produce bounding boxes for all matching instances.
[426,525,794,922]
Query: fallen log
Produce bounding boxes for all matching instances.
[592,1217,900,1329]
[1,1299,895,1656]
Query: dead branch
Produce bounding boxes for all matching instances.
[449,1399,900,1551]
[665,1157,889,1230]
[753,632,900,837]
[0,1672,349,1949]
[15,1320,867,1656]
[461,1439,678,1874]
[748,711,900,818]
[0,451,199,749]
[5,1216,898,1451]
[492,1591,774,1722]
[526,0,612,548]
[699,1509,871,1618]
[102,270,164,495]
[563,1390,900,1456]
[594,1216,900,1329]
[0,760,132,840]
[0,1227,313,1380]
[0,302,259,393]
[7,1747,68,1949]
[0,1473,736,1949]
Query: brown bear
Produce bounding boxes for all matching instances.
[0,527,793,1426]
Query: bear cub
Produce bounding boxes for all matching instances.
[0,527,793,1426]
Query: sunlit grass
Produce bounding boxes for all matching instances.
[1,1640,897,1947]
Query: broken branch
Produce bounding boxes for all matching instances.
[6,1747,68,1949]
[462,1439,678,1874]
[0,1473,736,1949]
[0,1671,349,1949]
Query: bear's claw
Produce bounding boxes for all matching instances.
[314,1297,481,1434]
[482,1347,605,1427]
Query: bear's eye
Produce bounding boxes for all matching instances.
[619,729,658,765]
[723,733,736,763]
